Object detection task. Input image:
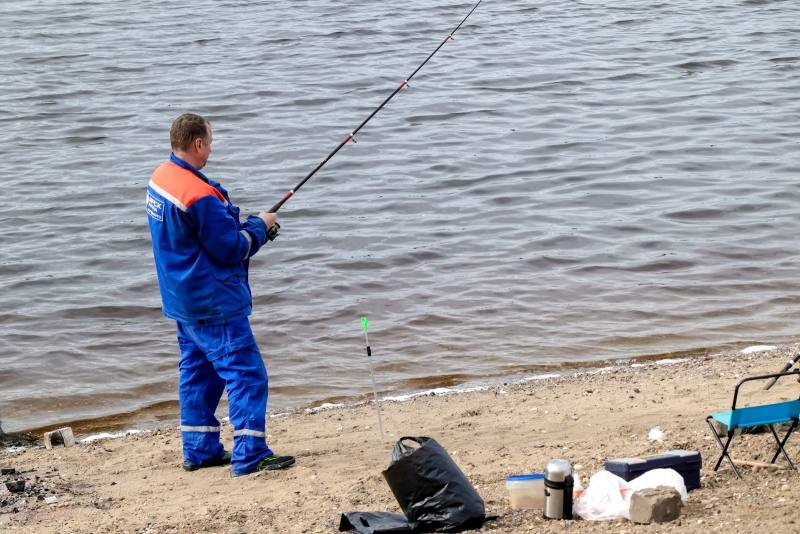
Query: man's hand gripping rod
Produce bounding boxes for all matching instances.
[261,0,482,242]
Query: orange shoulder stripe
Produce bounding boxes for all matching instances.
[149,162,226,212]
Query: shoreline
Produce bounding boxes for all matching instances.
[2,345,799,533]
[10,341,775,439]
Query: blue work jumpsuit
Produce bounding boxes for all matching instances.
[146,153,274,476]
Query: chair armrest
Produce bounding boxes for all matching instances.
[732,370,800,410]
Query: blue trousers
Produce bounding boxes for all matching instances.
[176,317,273,476]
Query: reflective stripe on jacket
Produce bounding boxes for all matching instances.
[146,154,268,325]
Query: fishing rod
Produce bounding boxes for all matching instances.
[762,351,800,390]
[263,0,483,241]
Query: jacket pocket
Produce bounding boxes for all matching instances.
[212,264,245,283]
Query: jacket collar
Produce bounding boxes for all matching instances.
[170,153,210,183]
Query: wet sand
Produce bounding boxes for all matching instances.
[1,347,799,533]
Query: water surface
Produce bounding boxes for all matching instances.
[2,0,800,432]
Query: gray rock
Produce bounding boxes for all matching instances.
[629,486,683,524]
[711,419,728,438]
[43,427,75,449]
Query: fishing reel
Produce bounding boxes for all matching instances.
[266,222,280,242]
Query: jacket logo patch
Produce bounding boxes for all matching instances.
[147,193,164,221]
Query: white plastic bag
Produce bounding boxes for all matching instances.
[573,470,633,521]
[628,468,687,503]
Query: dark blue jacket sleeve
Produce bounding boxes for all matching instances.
[188,196,254,265]
[240,215,268,259]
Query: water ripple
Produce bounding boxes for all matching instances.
[1,0,800,431]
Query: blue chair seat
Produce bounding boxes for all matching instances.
[711,400,800,431]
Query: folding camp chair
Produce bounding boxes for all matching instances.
[706,370,800,479]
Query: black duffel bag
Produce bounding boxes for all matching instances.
[381,437,486,533]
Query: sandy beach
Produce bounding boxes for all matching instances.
[2,347,799,534]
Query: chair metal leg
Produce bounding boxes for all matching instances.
[707,416,741,479]
[769,421,797,470]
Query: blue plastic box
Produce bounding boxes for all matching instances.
[604,450,702,491]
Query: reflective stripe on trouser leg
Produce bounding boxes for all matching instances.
[178,338,226,466]
[211,343,272,476]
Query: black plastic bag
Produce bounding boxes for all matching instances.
[339,512,420,534]
[382,437,486,532]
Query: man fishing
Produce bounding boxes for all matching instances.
[146,113,294,476]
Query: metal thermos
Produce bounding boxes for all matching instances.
[543,459,573,520]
